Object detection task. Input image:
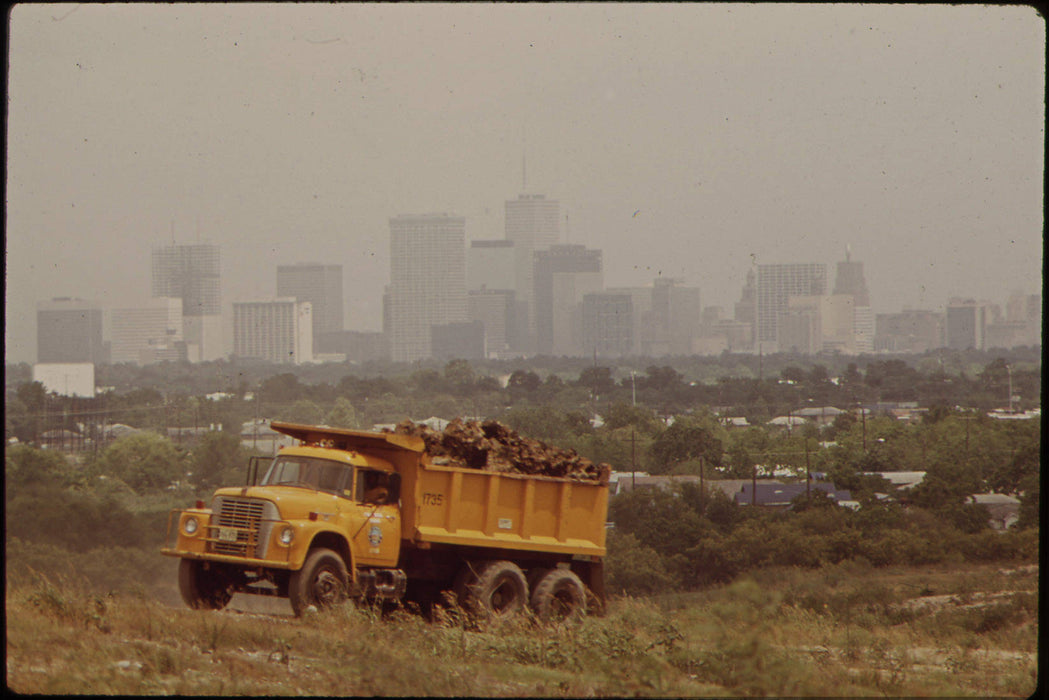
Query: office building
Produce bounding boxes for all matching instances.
[874,309,944,352]
[109,297,183,365]
[277,263,343,346]
[467,289,516,357]
[833,248,873,353]
[233,298,313,364]
[467,239,517,292]
[645,278,701,356]
[756,263,828,349]
[533,245,602,356]
[945,298,989,350]
[431,320,486,360]
[37,297,107,364]
[581,291,636,358]
[505,194,560,348]
[387,214,467,362]
[151,242,222,361]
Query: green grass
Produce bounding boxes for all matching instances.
[5,561,1038,696]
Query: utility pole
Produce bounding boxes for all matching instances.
[1007,364,1014,413]
[805,438,811,498]
[631,429,637,490]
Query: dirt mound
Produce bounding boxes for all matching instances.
[386,418,611,485]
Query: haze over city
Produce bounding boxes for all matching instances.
[6,3,1044,364]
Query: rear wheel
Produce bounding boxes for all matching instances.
[461,560,528,617]
[288,548,348,616]
[178,559,233,611]
[530,569,587,622]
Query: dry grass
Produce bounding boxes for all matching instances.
[6,561,1038,697]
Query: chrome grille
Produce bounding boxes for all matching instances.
[208,497,275,558]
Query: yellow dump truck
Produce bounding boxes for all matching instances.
[162,421,608,619]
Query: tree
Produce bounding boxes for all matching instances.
[5,444,71,489]
[325,397,360,429]
[604,402,661,434]
[647,414,724,474]
[92,432,186,492]
[281,400,325,425]
[259,373,304,403]
[507,369,541,396]
[577,366,615,397]
[192,431,249,490]
[443,359,475,395]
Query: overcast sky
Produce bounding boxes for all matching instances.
[6,3,1044,363]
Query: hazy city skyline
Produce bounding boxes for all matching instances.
[6,4,1044,364]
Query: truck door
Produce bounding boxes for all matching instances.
[349,468,401,567]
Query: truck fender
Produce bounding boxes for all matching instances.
[304,529,356,583]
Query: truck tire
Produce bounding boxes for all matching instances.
[178,559,233,611]
[288,548,348,616]
[463,560,528,617]
[530,569,587,622]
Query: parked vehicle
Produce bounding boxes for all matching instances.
[162,421,608,619]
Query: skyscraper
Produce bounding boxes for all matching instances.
[756,263,828,348]
[277,263,344,350]
[387,214,467,362]
[833,247,873,353]
[151,242,222,361]
[37,297,106,364]
[533,244,602,356]
[505,193,560,349]
[945,298,989,350]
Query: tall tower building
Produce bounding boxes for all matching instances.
[533,244,602,356]
[833,247,873,353]
[756,263,828,349]
[387,214,467,363]
[36,297,106,364]
[233,298,313,364]
[505,193,560,349]
[277,263,344,351]
[151,242,222,361]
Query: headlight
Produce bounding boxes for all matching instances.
[279,527,294,546]
[183,516,199,536]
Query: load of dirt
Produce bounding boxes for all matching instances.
[386,418,611,485]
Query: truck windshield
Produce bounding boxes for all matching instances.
[261,456,354,498]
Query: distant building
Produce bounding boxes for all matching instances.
[37,297,107,364]
[233,298,313,364]
[32,362,95,397]
[387,214,467,362]
[644,278,701,356]
[431,320,486,360]
[945,298,990,350]
[533,244,603,356]
[505,194,560,347]
[277,263,344,343]
[874,309,944,352]
[735,481,852,508]
[467,289,516,357]
[316,330,390,363]
[110,297,184,365]
[756,263,828,350]
[151,242,222,361]
[581,291,636,358]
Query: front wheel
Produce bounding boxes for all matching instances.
[288,548,348,616]
[178,559,233,611]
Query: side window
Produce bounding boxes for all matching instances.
[356,469,394,505]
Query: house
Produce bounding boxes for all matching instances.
[734,481,852,509]
[968,494,1022,530]
[794,406,844,427]
[864,471,926,490]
